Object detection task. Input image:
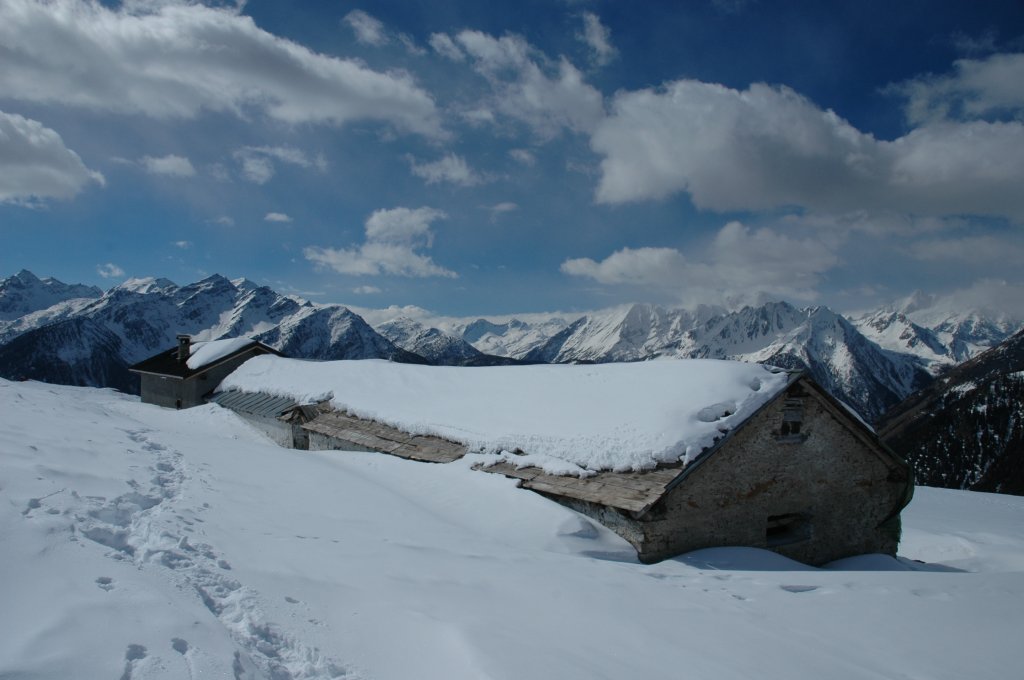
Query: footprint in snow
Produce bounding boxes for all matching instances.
[119,644,147,680]
[96,576,114,591]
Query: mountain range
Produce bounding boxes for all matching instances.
[0,269,1020,427]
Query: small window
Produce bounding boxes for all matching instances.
[776,398,806,442]
[766,512,812,547]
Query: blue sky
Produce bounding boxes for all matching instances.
[2,0,1024,316]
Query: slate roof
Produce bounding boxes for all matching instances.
[129,340,279,379]
[210,390,300,418]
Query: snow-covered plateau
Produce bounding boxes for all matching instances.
[2,378,1022,680]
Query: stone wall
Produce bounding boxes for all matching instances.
[634,380,908,564]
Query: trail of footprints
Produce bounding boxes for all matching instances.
[23,428,350,680]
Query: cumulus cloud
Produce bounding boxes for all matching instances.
[441,30,604,138]
[892,52,1024,124]
[264,212,292,223]
[591,79,1024,220]
[141,154,195,177]
[305,207,456,278]
[343,9,387,46]
[429,32,465,61]
[173,240,192,249]
[578,13,617,67]
[96,263,125,279]
[234,146,327,184]
[562,221,840,305]
[0,110,104,204]
[407,153,485,186]
[0,0,443,138]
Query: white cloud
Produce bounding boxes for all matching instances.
[265,212,292,223]
[561,221,840,306]
[234,146,326,184]
[429,33,465,61]
[352,285,382,294]
[940,279,1024,318]
[0,0,443,138]
[893,52,1024,124]
[96,263,125,279]
[591,79,1024,221]
[453,30,604,138]
[562,247,690,287]
[0,110,104,204]
[141,154,195,177]
[508,148,536,165]
[487,202,518,221]
[305,206,456,278]
[173,240,192,249]
[407,153,485,186]
[578,13,616,67]
[343,9,388,46]
[210,215,235,227]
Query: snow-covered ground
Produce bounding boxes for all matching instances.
[2,378,1022,680]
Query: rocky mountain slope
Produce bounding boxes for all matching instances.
[879,327,1024,495]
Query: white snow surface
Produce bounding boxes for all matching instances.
[220,356,791,474]
[2,378,1023,680]
[186,336,255,370]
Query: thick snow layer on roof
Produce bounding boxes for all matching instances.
[186,337,255,370]
[219,356,792,474]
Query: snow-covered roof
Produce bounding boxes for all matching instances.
[219,356,793,475]
[186,337,258,370]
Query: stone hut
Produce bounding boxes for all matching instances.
[483,374,912,565]
[211,357,913,565]
[130,336,280,409]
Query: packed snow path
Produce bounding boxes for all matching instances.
[2,378,1023,680]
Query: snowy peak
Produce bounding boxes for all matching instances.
[0,269,102,320]
[459,315,573,359]
[256,306,426,364]
[850,294,1023,370]
[114,277,179,295]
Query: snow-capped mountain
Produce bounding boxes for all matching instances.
[455,315,574,359]
[375,317,490,365]
[0,269,101,321]
[256,306,425,363]
[0,272,426,390]
[513,301,928,422]
[879,327,1024,495]
[850,290,1022,371]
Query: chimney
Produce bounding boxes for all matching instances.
[177,334,191,364]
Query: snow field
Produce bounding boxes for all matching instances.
[2,378,1023,680]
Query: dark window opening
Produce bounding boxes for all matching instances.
[766,512,812,547]
[777,398,806,442]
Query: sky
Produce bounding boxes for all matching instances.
[2,0,1024,317]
